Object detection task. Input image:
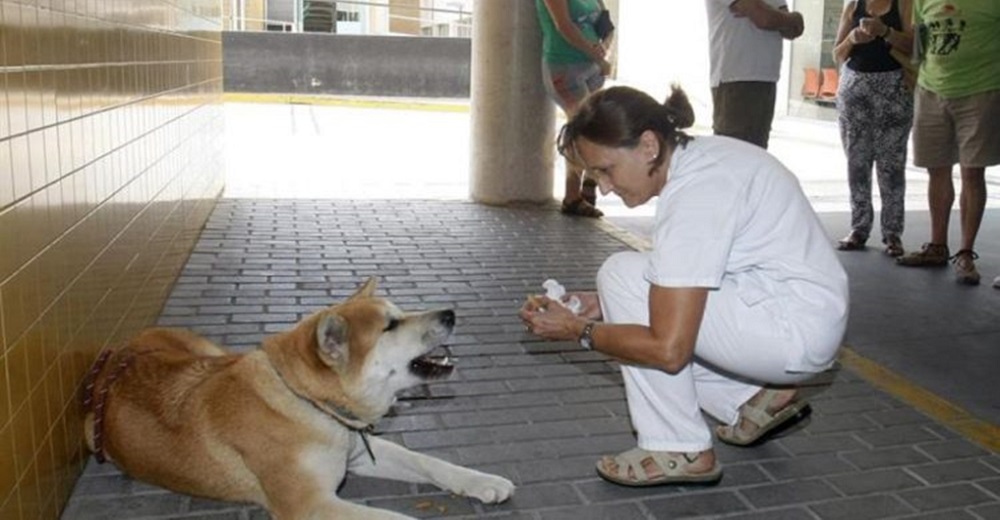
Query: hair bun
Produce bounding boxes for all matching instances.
[664,84,695,130]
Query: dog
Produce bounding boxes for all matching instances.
[83,277,515,519]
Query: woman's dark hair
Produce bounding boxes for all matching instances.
[557,85,694,175]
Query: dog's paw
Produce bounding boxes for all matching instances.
[461,473,515,504]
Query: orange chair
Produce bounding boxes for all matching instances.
[819,68,839,101]
[802,67,821,99]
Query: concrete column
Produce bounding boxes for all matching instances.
[469,0,555,205]
[604,0,619,78]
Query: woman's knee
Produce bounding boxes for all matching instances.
[597,251,650,323]
[597,251,647,296]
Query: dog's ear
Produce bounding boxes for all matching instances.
[315,313,350,367]
[347,277,377,302]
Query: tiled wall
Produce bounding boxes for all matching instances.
[0,1,225,518]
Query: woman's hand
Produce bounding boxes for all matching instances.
[849,27,875,44]
[858,16,887,39]
[568,291,602,320]
[519,295,587,341]
[598,58,612,77]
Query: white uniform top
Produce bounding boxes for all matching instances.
[644,136,849,373]
[705,0,787,87]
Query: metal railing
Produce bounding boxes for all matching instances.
[225,0,473,37]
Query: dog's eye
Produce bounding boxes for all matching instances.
[384,318,400,332]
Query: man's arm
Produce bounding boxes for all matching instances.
[729,0,805,39]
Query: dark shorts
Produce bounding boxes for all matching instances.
[711,81,777,149]
[541,61,605,114]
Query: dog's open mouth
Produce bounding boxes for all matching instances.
[409,355,454,379]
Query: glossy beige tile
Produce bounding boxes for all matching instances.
[0,351,10,426]
[10,397,33,481]
[1,139,13,209]
[0,423,17,515]
[4,336,29,433]
[2,0,223,516]
[0,489,21,520]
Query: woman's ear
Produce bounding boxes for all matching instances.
[640,130,660,162]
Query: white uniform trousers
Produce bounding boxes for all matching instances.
[597,251,819,453]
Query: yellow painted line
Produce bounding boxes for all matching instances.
[839,346,999,453]
[594,218,652,252]
[222,92,470,113]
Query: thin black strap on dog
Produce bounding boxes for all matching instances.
[267,359,378,463]
[359,426,376,464]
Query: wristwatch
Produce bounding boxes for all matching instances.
[578,321,596,350]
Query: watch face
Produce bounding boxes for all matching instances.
[579,322,594,350]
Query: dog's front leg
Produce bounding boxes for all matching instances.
[348,436,515,504]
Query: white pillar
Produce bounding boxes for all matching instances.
[469,0,555,205]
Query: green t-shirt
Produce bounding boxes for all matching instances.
[914,0,1000,98]
[535,0,603,64]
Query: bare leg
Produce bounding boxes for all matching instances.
[927,166,955,245]
[564,163,584,204]
[557,96,601,216]
[958,166,986,251]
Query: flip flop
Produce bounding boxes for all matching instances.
[595,447,722,487]
[716,393,811,447]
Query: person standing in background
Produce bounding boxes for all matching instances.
[895,0,1000,286]
[831,0,914,257]
[705,0,805,149]
[536,0,614,218]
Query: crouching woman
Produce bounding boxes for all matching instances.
[520,85,848,486]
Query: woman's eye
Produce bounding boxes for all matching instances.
[385,319,400,332]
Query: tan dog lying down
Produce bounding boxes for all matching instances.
[83,278,514,519]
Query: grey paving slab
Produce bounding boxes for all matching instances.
[62,199,1000,520]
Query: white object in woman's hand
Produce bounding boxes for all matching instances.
[567,292,602,321]
[519,295,581,341]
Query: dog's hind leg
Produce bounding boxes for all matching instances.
[133,328,229,357]
[349,436,515,504]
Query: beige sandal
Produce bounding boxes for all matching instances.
[716,389,811,446]
[595,447,722,487]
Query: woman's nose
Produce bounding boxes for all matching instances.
[598,177,613,195]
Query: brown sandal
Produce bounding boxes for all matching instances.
[560,198,603,218]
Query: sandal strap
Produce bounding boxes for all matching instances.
[738,388,782,429]
[611,448,700,482]
[741,403,775,429]
[950,249,979,262]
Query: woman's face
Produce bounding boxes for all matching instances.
[574,131,665,208]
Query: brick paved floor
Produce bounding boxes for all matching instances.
[62,199,1000,520]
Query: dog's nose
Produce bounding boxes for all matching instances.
[440,310,456,328]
